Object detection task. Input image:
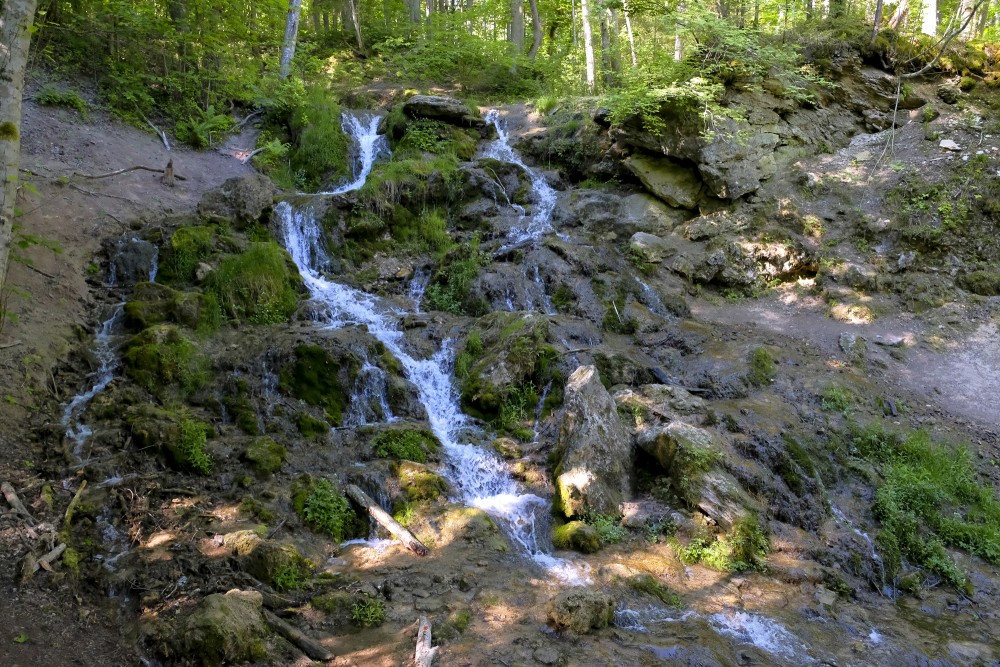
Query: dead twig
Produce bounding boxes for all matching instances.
[66,182,137,203]
[63,479,88,529]
[240,147,265,164]
[236,109,264,130]
[0,340,23,350]
[21,262,57,280]
[21,543,67,580]
[72,165,186,181]
[144,118,171,151]
[2,481,37,525]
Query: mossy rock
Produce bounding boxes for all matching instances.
[552,521,601,554]
[206,242,303,324]
[124,282,222,333]
[222,529,265,556]
[281,345,352,426]
[546,589,615,634]
[438,506,507,551]
[243,541,312,591]
[434,608,472,643]
[371,427,440,463]
[178,590,267,666]
[296,412,330,437]
[122,324,210,397]
[126,405,213,474]
[243,437,286,476]
[627,574,682,607]
[492,437,523,460]
[958,270,1000,296]
[311,591,354,627]
[397,461,448,502]
[159,225,217,284]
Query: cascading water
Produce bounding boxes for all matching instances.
[407,268,430,313]
[318,112,390,195]
[343,355,396,427]
[481,109,557,244]
[276,113,586,582]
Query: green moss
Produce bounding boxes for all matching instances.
[397,461,448,502]
[553,521,601,553]
[551,284,576,312]
[240,497,276,524]
[0,122,19,141]
[820,384,853,412]
[627,574,682,607]
[747,346,776,386]
[244,541,312,590]
[122,325,210,397]
[423,237,490,315]
[159,225,216,284]
[958,270,1000,296]
[602,302,638,334]
[62,546,81,574]
[281,345,349,425]
[311,591,354,621]
[296,412,330,437]
[207,242,301,324]
[292,475,363,541]
[124,282,222,334]
[244,437,286,476]
[223,392,260,435]
[176,417,213,474]
[371,428,439,463]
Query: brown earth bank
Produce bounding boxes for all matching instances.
[1,64,999,667]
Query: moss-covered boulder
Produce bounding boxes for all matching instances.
[206,242,302,324]
[311,591,354,627]
[122,324,210,397]
[546,588,615,634]
[243,541,312,591]
[958,270,1000,296]
[243,437,286,476]
[126,406,213,474]
[280,345,353,425]
[124,282,221,333]
[627,574,682,606]
[222,530,264,557]
[177,589,267,666]
[398,461,449,501]
[371,427,439,463]
[438,506,507,551]
[158,225,218,285]
[552,521,601,554]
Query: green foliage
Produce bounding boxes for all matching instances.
[288,86,349,190]
[281,345,350,425]
[293,477,357,542]
[244,437,286,476]
[176,417,213,475]
[36,86,88,118]
[602,301,638,335]
[371,429,438,463]
[677,516,768,572]
[424,238,490,315]
[821,384,853,412]
[852,422,1000,590]
[160,226,216,285]
[297,413,330,437]
[551,284,576,312]
[747,347,776,386]
[0,122,18,141]
[351,596,386,627]
[207,242,300,324]
[627,574,683,607]
[585,514,628,545]
[175,105,232,148]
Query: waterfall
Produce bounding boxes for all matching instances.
[481,109,557,244]
[343,356,396,427]
[318,111,390,195]
[636,277,669,318]
[407,267,430,313]
[275,112,585,582]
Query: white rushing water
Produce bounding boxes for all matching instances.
[278,112,586,583]
[318,111,390,195]
[709,611,814,662]
[481,109,557,244]
[343,356,396,427]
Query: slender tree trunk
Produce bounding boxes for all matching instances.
[347,0,364,50]
[580,0,596,93]
[922,0,937,35]
[609,8,622,72]
[622,0,637,66]
[0,0,40,300]
[890,0,909,29]
[510,0,524,52]
[871,0,885,45]
[599,10,611,84]
[527,0,543,58]
[279,0,303,79]
[409,0,421,23]
[976,0,990,36]
[958,0,976,38]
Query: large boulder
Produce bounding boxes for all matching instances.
[637,421,720,473]
[620,193,689,233]
[624,154,703,209]
[109,236,158,287]
[177,589,267,666]
[197,173,276,227]
[628,232,680,264]
[403,95,485,128]
[546,588,615,633]
[554,365,632,518]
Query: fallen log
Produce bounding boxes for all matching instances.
[21,543,67,580]
[263,610,334,662]
[414,616,438,667]
[2,481,36,525]
[345,484,429,556]
[73,165,186,181]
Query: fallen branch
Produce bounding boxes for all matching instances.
[63,479,87,529]
[66,182,137,202]
[0,340,23,350]
[414,616,438,667]
[2,481,37,525]
[240,147,265,164]
[22,262,57,280]
[21,543,67,580]
[236,109,264,130]
[900,0,990,80]
[263,610,334,662]
[72,165,186,181]
[144,117,171,151]
[346,484,429,556]
[560,347,591,356]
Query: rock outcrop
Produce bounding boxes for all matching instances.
[403,94,485,128]
[177,589,267,666]
[554,365,633,518]
[197,173,276,227]
[624,153,704,209]
[546,588,615,633]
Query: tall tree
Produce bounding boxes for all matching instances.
[580,0,596,92]
[280,0,303,78]
[0,0,39,302]
[922,0,937,35]
[510,0,525,51]
[527,0,543,58]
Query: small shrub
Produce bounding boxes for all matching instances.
[37,86,88,117]
[820,384,853,412]
[293,476,358,542]
[424,237,490,315]
[175,105,232,148]
[372,429,438,462]
[289,86,348,190]
[271,561,309,592]
[586,514,628,545]
[176,417,213,475]
[747,347,776,386]
[351,596,386,627]
[160,226,215,284]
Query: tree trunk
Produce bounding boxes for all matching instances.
[346,485,429,556]
[528,0,542,58]
[890,0,908,30]
[922,0,936,35]
[599,9,611,83]
[580,0,596,93]
[622,0,637,66]
[279,0,303,78]
[0,0,39,301]
[510,0,525,52]
[871,0,885,45]
[408,0,421,23]
[958,0,976,39]
[347,0,364,50]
